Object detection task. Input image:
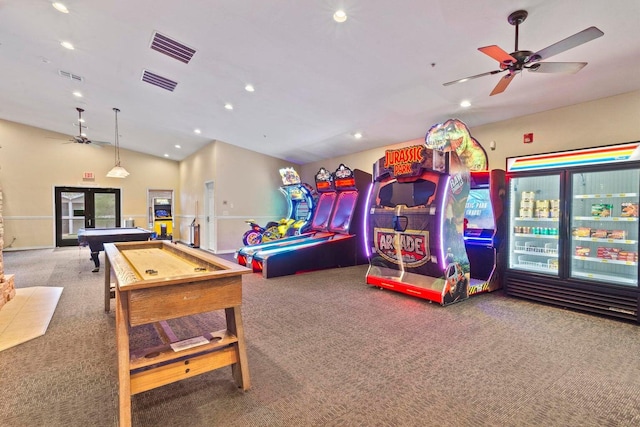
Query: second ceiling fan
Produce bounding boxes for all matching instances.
[443,10,604,96]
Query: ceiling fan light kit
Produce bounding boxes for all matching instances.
[443,10,604,95]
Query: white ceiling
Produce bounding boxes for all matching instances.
[1,0,639,164]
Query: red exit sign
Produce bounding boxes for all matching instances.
[83,172,95,179]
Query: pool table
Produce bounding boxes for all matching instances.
[78,227,152,272]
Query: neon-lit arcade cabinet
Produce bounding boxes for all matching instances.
[465,170,506,295]
[236,166,337,265]
[242,164,371,279]
[365,145,470,305]
[366,119,503,305]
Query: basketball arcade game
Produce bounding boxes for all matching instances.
[366,119,502,305]
[236,166,338,265]
[248,164,371,278]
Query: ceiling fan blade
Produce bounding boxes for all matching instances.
[529,26,604,62]
[91,140,111,147]
[528,62,588,74]
[478,45,517,64]
[490,72,516,96]
[443,69,505,86]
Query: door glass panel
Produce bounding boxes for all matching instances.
[94,193,117,228]
[61,191,85,240]
[508,174,561,276]
[570,169,639,287]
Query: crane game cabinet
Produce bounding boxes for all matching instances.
[365,118,503,305]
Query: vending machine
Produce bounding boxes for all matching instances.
[505,142,640,322]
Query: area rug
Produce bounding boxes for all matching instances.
[0,286,63,352]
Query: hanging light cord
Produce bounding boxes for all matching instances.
[113,107,121,166]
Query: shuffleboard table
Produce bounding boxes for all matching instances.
[78,227,152,272]
[103,240,252,427]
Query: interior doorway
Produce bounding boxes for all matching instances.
[54,186,121,247]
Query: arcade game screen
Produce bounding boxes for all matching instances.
[377,179,436,208]
[464,188,495,237]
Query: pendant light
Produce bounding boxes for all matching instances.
[106,107,130,178]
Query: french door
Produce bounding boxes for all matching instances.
[55,186,121,247]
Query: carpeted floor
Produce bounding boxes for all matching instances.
[1,246,639,427]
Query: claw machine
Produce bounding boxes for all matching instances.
[505,142,640,322]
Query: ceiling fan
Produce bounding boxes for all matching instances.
[443,10,604,96]
[66,107,110,147]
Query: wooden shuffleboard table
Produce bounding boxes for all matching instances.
[103,240,251,427]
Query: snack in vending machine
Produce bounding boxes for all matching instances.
[620,202,638,217]
[575,246,590,257]
[607,230,626,240]
[591,204,613,217]
[572,227,591,237]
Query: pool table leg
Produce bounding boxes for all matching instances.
[91,251,100,272]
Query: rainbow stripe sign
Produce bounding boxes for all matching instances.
[506,142,640,172]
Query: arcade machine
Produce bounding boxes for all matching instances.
[276,167,316,237]
[153,197,173,240]
[236,166,338,266]
[464,170,506,295]
[249,164,371,278]
[366,119,484,305]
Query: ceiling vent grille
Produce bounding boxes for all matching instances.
[141,70,178,92]
[150,31,196,64]
[58,70,83,82]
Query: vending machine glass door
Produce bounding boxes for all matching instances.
[569,169,639,287]
[508,174,561,276]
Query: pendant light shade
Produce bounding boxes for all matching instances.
[106,107,129,178]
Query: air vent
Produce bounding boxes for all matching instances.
[58,70,83,82]
[150,31,196,64]
[141,70,178,92]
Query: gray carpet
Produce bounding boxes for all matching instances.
[1,247,639,427]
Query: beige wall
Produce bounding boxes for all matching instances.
[3,89,639,253]
[0,119,179,249]
[178,140,294,253]
[300,90,640,181]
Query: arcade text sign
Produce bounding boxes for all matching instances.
[383,145,425,177]
[373,228,430,268]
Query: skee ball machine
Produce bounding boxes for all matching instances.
[236,166,337,266]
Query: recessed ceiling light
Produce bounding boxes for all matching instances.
[224,103,233,110]
[460,100,471,108]
[60,41,74,50]
[245,84,255,92]
[175,144,182,149]
[52,2,69,13]
[193,129,201,134]
[333,10,347,23]
[164,154,170,158]
[354,132,363,139]
[73,91,82,97]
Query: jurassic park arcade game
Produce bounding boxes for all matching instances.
[365,119,503,305]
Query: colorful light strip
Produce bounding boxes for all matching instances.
[362,183,374,259]
[507,143,640,172]
[438,175,451,271]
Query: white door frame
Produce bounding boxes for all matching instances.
[204,181,216,252]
